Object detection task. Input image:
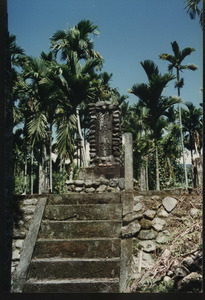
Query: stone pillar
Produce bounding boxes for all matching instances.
[124,133,133,190]
[88,101,122,167]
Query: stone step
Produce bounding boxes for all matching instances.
[48,193,121,205]
[44,204,122,221]
[28,258,120,280]
[39,220,122,239]
[33,238,121,258]
[23,278,119,293]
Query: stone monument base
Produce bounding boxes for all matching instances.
[78,165,124,181]
[66,165,125,193]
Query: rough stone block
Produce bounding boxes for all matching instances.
[15,239,24,249]
[66,180,74,185]
[133,203,143,212]
[123,212,143,225]
[23,198,38,205]
[96,185,107,193]
[92,180,101,188]
[75,187,84,192]
[162,196,178,212]
[121,221,141,238]
[190,208,200,217]
[99,177,109,185]
[74,180,84,187]
[12,249,20,260]
[139,252,155,269]
[138,240,156,253]
[109,179,118,187]
[85,180,93,188]
[157,208,169,218]
[118,178,125,189]
[139,218,152,229]
[138,229,157,240]
[156,231,169,244]
[85,187,96,193]
[152,217,167,231]
[143,210,156,220]
[133,195,144,202]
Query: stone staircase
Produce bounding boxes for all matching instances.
[23,193,122,293]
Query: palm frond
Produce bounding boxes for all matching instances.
[180,63,198,71]
[50,29,67,42]
[76,19,100,37]
[140,60,159,80]
[129,83,150,103]
[159,53,175,64]
[81,58,102,75]
[171,41,180,58]
[56,116,76,158]
[175,78,184,88]
[27,112,47,145]
[180,47,196,62]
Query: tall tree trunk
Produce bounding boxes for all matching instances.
[38,143,48,194]
[177,69,188,188]
[49,124,53,193]
[76,107,88,167]
[145,155,149,190]
[69,163,74,180]
[23,153,27,194]
[155,140,160,191]
[190,148,195,187]
[43,143,49,192]
[30,148,34,195]
[38,162,44,194]
[60,153,63,174]
[167,157,175,186]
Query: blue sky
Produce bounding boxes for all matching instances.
[8,0,203,108]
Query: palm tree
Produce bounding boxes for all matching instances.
[129,60,180,190]
[44,51,102,167]
[9,34,25,84]
[159,41,198,188]
[185,0,203,27]
[181,102,202,186]
[50,19,103,64]
[50,21,104,167]
[22,56,54,193]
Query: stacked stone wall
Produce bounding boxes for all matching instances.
[66,177,125,193]
[11,196,40,283]
[121,189,202,292]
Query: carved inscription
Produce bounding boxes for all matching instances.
[96,111,113,157]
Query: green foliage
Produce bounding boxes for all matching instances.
[14,172,24,194]
[52,170,68,194]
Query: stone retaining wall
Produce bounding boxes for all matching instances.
[121,189,202,292]
[66,177,125,193]
[11,196,40,284]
